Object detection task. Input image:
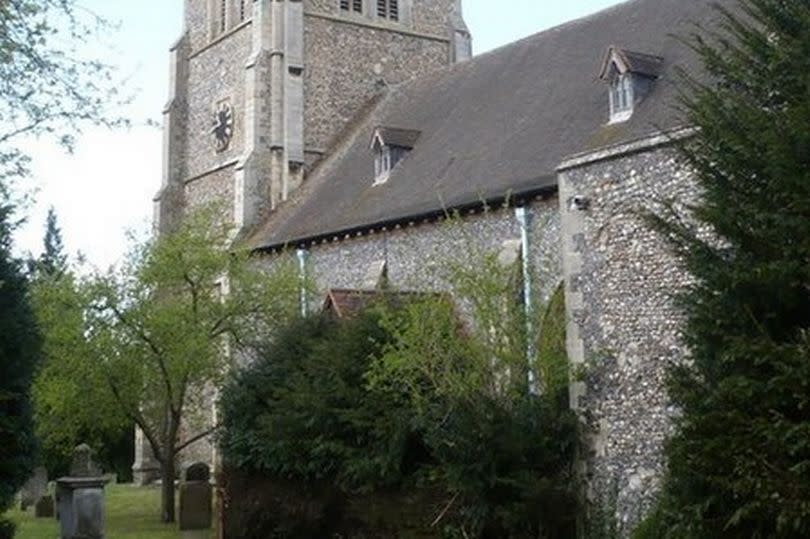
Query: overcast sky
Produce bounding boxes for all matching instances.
[12,0,624,270]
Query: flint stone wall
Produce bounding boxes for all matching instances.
[184,27,251,182]
[559,143,698,535]
[184,165,236,225]
[263,196,562,313]
[303,9,451,153]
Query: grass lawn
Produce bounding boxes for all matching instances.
[5,484,214,539]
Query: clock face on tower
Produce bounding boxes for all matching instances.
[212,101,234,152]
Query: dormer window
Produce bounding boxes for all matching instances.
[600,46,663,124]
[370,127,420,185]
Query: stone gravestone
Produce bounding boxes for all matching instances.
[179,462,212,533]
[70,444,102,477]
[56,444,108,539]
[19,467,47,510]
[35,495,55,518]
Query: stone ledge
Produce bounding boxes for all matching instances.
[184,159,240,185]
[189,20,253,60]
[56,477,109,489]
[557,127,696,172]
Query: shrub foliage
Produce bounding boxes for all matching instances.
[220,310,409,491]
[221,233,578,537]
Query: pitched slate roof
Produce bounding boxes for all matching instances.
[250,0,731,250]
[372,127,422,149]
[322,289,443,318]
[599,47,665,80]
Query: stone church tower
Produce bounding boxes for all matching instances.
[137,0,471,485]
[153,0,471,237]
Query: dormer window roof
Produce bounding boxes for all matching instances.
[599,46,663,124]
[370,127,420,185]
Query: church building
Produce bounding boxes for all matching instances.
[141,0,733,531]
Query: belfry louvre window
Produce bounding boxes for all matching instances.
[377,0,399,21]
[239,0,246,21]
[220,0,227,32]
[340,0,363,13]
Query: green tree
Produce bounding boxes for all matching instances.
[37,207,67,278]
[366,235,577,537]
[0,0,126,181]
[0,203,41,538]
[30,209,135,479]
[642,0,810,536]
[35,207,300,523]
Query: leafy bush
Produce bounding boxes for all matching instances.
[220,309,413,491]
[0,519,14,539]
[220,234,578,537]
[369,293,578,537]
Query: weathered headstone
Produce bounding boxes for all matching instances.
[179,462,212,532]
[70,444,102,477]
[19,467,48,510]
[57,445,108,539]
[35,495,55,518]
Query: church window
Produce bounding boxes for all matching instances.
[239,0,246,21]
[609,74,633,120]
[377,0,399,21]
[599,47,663,124]
[340,0,363,13]
[374,144,393,183]
[370,127,419,185]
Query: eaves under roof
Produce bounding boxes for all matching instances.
[249,0,733,251]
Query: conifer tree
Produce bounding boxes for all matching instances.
[39,207,67,278]
[0,203,41,538]
[645,0,810,536]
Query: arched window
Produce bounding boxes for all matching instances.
[609,73,634,122]
[373,141,392,184]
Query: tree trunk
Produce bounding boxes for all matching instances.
[161,456,176,523]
